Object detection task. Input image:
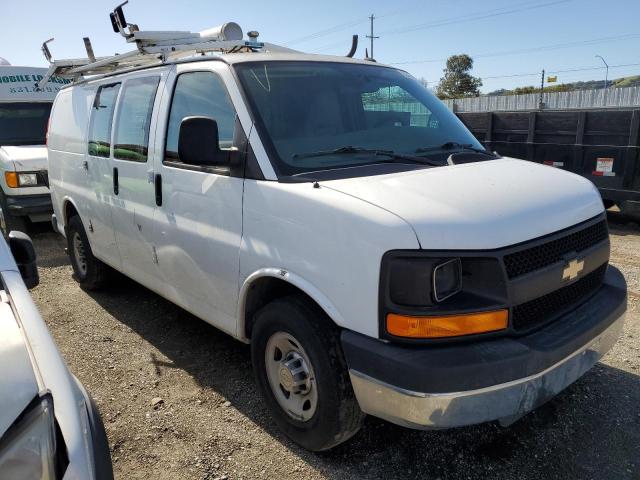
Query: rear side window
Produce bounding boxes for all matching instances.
[88,83,120,157]
[113,77,160,162]
[165,71,236,162]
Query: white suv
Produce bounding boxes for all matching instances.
[47,48,627,450]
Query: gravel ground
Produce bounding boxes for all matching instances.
[29,211,639,480]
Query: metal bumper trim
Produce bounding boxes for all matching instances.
[349,311,625,430]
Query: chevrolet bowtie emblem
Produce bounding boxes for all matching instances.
[562,258,584,281]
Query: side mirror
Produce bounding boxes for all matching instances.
[178,116,229,167]
[8,231,39,289]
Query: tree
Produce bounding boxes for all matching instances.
[436,54,482,99]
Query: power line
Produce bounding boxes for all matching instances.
[420,62,640,85]
[283,4,423,47]
[284,18,367,46]
[379,0,573,36]
[391,33,640,65]
[311,0,572,53]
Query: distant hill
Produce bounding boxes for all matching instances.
[487,75,640,96]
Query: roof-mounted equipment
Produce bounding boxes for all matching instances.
[35,1,269,90]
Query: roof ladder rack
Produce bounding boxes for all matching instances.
[36,1,265,90]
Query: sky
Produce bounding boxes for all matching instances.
[2,0,639,93]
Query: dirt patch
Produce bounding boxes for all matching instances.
[29,212,640,480]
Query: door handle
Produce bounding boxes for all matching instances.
[82,160,88,171]
[113,167,119,195]
[154,174,162,206]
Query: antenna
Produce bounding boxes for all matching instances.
[345,35,358,58]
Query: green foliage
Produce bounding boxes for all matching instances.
[436,54,483,100]
[487,75,640,96]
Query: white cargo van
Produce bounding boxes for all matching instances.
[0,63,65,235]
[47,10,627,451]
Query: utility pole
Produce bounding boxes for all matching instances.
[366,14,379,60]
[539,69,545,110]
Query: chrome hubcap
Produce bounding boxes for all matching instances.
[72,232,88,276]
[265,332,318,421]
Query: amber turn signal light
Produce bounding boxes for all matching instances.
[4,171,18,188]
[386,310,508,339]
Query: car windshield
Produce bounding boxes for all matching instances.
[235,61,484,177]
[0,102,52,146]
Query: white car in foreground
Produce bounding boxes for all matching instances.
[0,231,112,479]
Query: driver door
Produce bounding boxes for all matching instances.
[151,65,245,335]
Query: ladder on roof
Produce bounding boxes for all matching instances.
[36,1,267,90]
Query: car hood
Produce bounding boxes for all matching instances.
[0,300,39,438]
[0,145,48,171]
[322,158,604,250]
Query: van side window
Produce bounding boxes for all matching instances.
[113,77,160,162]
[165,72,236,162]
[88,83,120,157]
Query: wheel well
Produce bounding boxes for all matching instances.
[64,201,79,225]
[243,277,326,340]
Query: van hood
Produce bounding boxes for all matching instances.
[0,145,48,171]
[323,158,604,250]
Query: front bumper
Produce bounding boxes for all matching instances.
[5,193,52,217]
[343,266,627,429]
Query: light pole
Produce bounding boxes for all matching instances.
[595,55,609,89]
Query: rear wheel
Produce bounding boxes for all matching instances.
[251,295,364,451]
[0,190,28,237]
[66,215,108,290]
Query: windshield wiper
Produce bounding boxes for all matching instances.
[292,146,443,166]
[415,142,489,155]
[293,146,392,160]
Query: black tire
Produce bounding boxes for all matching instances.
[66,215,108,290]
[0,190,28,237]
[251,295,364,451]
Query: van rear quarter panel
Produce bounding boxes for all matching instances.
[240,180,419,339]
[47,85,94,231]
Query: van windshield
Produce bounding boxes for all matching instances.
[235,62,483,178]
[0,102,52,146]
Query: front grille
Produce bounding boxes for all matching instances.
[504,220,608,279]
[512,264,607,331]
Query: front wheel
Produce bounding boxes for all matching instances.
[251,295,364,451]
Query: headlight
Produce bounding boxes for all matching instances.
[18,173,39,187]
[388,257,462,305]
[0,394,58,479]
[432,258,462,302]
[381,253,509,340]
[4,172,44,188]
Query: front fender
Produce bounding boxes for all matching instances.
[236,267,347,342]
